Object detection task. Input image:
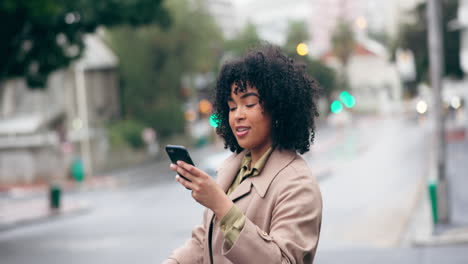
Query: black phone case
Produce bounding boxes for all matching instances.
[165,145,194,183]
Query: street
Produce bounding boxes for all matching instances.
[1,115,467,264]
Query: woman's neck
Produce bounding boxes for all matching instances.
[249,143,272,166]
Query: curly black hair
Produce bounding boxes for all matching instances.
[213,44,320,154]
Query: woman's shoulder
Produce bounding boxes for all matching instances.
[267,153,322,204]
[275,153,318,185]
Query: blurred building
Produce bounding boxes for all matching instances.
[455,0,468,134]
[227,0,312,44]
[0,34,119,184]
[309,0,423,55]
[322,38,402,114]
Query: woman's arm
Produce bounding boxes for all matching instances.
[165,161,234,263]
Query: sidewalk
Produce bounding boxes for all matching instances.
[0,196,89,231]
[409,123,468,246]
[0,176,120,231]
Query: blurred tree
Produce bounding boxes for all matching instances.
[283,20,310,55]
[107,0,223,138]
[0,0,170,88]
[283,21,337,114]
[331,19,356,93]
[331,19,356,69]
[398,0,463,96]
[224,22,262,56]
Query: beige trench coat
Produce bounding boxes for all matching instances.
[164,149,322,264]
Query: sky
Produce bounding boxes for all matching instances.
[230,0,312,44]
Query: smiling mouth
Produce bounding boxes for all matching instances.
[235,127,250,137]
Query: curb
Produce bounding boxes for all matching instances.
[0,199,90,232]
[413,227,468,247]
[0,176,119,199]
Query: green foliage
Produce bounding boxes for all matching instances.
[106,0,223,138]
[306,59,337,101]
[0,0,170,88]
[331,19,356,67]
[224,22,263,56]
[283,20,310,54]
[398,0,463,86]
[108,119,146,149]
[282,20,337,110]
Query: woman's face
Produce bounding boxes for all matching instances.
[228,83,272,154]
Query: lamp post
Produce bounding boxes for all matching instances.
[75,62,93,181]
[427,0,449,224]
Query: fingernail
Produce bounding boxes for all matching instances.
[177,161,182,166]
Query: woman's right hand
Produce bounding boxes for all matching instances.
[170,161,234,219]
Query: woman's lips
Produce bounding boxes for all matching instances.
[235,126,250,137]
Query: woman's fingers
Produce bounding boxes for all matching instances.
[177,161,209,179]
[176,175,193,190]
[170,161,212,194]
[170,163,196,182]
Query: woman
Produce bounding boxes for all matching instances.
[164,45,322,264]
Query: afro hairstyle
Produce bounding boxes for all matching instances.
[213,44,320,154]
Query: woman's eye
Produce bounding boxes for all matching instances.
[229,107,237,112]
[246,103,257,108]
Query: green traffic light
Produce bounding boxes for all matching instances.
[209,114,220,128]
[340,91,355,108]
[331,101,343,114]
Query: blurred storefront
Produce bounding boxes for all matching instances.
[0,34,120,185]
[322,37,403,114]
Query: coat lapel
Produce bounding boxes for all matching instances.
[216,150,246,192]
[228,178,253,202]
[207,150,246,221]
[206,149,297,221]
[250,149,297,198]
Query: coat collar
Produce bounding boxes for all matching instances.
[217,148,297,200]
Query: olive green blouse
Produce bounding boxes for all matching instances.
[218,147,273,249]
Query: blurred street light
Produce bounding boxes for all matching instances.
[396,48,416,82]
[450,96,461,109]
[339,91,356,108]
[72,118,83,130]
[296,43,309,56]
[331,100,343,114]
[355,16,367,30]
[416,100,428,114]
[198,99,213,115]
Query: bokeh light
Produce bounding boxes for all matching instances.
[331,100,343,114]
[296,43,309,56]
[209,114,220,128]
[416,100,428,114]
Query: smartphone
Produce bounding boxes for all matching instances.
[165,145,195,183]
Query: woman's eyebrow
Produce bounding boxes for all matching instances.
[240,92,259,99]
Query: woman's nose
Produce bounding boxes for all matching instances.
[234,107,245,120]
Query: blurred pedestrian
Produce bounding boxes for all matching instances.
[165,44,322,263]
